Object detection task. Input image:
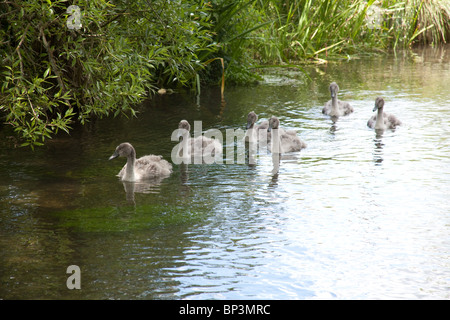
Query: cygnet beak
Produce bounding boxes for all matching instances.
[109,152,119,160]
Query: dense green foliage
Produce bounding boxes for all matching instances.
[1,0,219,147]
[250,0,450,64]
[1,0,449,147]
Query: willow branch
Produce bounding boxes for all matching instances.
[16,24,30,77]
[15,24,39,121]
[39,25,72,108]
[39,26,64,90]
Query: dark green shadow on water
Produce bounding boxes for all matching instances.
[54,204,206,233]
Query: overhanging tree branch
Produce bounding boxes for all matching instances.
[39,25,72,109]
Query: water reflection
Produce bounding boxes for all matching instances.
[372,136,385,165]
[268,173,279,188]
[179,163,189,185]
[374,128,384,139]
[329,116,339,127]
[271,153,280,176]
[122,179,165,202]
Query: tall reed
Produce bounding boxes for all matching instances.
[245,0,450,64]
[249,0,378,63]
[383,0,450,48]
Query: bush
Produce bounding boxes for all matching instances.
[0,0,218,147]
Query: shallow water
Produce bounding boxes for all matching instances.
[1,47,450,299]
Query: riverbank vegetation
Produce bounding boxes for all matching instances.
[1,0,449,147]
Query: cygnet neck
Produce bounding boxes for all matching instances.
[271,128,281,154]
[124,148,136,181]
[331,96,339,110]
[375,107,385,130]
[179,130,191,159]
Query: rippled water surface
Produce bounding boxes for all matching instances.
[1,47,450,299]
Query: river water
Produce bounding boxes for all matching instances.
[1,47,449,299]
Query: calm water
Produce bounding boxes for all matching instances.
[1,47,450,299]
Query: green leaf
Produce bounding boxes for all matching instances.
[43,67,51,78]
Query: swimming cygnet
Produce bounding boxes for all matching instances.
[367,97,402,130]
[246,111,269,131]
[109,142,172,181]
[177,120,222,159]
[245,111,270,145]
[322,82,354,117]
[268,116,307,153]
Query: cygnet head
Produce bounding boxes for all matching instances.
[177,120,191,141]
[246,111,258,129]
[373,97,385,112]
[329,82,339,98]
[109,142,135,160]
[268,116,280,131]
[178,120,191,132]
